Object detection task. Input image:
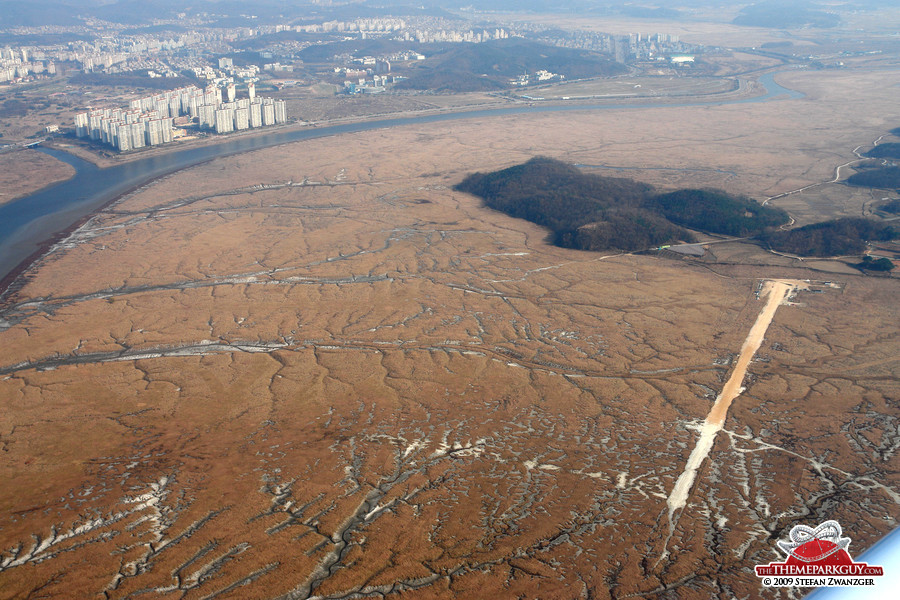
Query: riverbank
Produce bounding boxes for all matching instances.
[0,70,804,299]
[41,71,773,169]
[0,148,75,207]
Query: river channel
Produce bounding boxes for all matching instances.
[0,71,803,283]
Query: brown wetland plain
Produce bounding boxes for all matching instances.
[0,60,898,600]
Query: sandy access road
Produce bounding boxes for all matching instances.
[708,280,797,426]
[666,280,798,523]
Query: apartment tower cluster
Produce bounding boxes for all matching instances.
[74,83,288,152]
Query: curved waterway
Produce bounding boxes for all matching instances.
[0,71,803,283]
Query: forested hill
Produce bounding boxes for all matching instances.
[454,158,682,252]
[864,143,900,159]
[456,158,652,231]
[732,1,840,28]
[456,158,898,257]
[759,218,898,257]
[454,158,790,252]
[396,39,626,92]
[651,189,789,236]
[846,167,900,189]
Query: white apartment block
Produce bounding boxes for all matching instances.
[215,108,234,134]
[75,83,287,151]
[234,107,250,131]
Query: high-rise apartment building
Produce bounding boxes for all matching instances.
[116,122,131,152]
[234,107,249,131]
[146,119,162,146]
[74,112,89,138]
[215,108,234,134]
[249,102,262,128]
[262,101,275,126]
[131,123,146,149]
[199,104,216,129]
[274,99,287,124]
[75,83,286,151]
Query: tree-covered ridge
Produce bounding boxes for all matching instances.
[427,39,626,81]
[456,158,650,227]
[651,189,790,236]
[858,256,895,272]
[456,158,897,257]
[455,157,796,252]
[759,218,898,257]
[864,143,900,159]
[846,167,900,189]
[394,71,507,93]
[70,72,197,90]
[732,1,840,28]
[558,209,692,253]
[455,157,691,251]
[880,199,900,215]
[397,39,626,92]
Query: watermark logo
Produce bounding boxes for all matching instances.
[756,520,884,588]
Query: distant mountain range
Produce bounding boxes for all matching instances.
[4,1,897,30]
[0,0,456,28]
[732,1,841,28]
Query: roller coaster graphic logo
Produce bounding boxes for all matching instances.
[755,520,884,587]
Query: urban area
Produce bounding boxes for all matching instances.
[1,8,697,153]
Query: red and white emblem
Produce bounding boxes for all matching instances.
[756,519,885,583]
[776,520,852,564]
